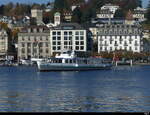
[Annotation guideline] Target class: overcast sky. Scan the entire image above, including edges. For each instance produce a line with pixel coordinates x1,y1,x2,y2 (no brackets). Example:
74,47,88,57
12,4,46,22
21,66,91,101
0,0,149,8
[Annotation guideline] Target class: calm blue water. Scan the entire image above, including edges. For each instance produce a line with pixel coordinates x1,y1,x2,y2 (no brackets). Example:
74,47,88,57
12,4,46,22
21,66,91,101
0,65,150,112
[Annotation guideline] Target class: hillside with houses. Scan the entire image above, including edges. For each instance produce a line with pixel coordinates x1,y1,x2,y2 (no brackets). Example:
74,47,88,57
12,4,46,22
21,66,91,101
0,0,150,64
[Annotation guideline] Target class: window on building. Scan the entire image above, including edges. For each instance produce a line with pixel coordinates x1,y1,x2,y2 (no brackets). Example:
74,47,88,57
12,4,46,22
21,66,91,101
21,43,25,47
76,46,79,50
110,41,112,44
46,37,48,41
33,49,37,53
75,41,79,45
80,31,84,35
22,48,25,53
53,47,56,50
57,42,61,45
100,47,103,51
80,36,84,40
57,37,61,40
27,48,31,53
53,37,56,40
64,41,68,45
31,28,33,33
110,47,112,51
45,43,49,47
53,41,56,45
64,31,68,35
64,37,68,40
46,49,49,53
27,43,31,47
39,43,43,47
80,41,84,45
69,31,72,35
75,31,79,35
80,46,84,50
40,49,43,53
75,36,79,40
22,37,24,41
57,46,61,50
52,32,56,35
69,37,72,40
57,32,61,35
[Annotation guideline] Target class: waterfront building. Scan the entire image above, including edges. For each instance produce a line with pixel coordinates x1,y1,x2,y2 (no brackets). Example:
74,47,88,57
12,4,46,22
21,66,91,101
97,24,143,53
31,7,44,25
96,9,114,19
143,30,150,52
18,25,51,60
96,3,119,19
63,10,72,22
50,23,87,55
101,4,119,14
46,12,61,28
0,27,8,60
133,7,147,22
54,12,61,26
125,10,135,25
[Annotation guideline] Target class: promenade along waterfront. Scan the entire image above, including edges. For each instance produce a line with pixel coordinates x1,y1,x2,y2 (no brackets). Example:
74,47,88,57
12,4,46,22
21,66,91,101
0,65,150,112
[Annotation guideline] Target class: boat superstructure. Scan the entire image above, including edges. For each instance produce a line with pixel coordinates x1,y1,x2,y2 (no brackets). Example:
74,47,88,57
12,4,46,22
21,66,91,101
37,50,112,71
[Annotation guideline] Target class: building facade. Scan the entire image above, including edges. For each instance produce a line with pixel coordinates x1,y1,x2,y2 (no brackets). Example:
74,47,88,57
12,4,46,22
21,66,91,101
97,24,143,53
0,28,8,60
50,23,87,55
101,4,119,14
96,9,114,19
133,7,147,22
31,7,44,25
18,26,51,60
63,11,72,22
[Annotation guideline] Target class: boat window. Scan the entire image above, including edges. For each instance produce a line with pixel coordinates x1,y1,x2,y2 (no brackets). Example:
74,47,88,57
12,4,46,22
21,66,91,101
65,59,68,63
70,60,73,63
73,59,76,63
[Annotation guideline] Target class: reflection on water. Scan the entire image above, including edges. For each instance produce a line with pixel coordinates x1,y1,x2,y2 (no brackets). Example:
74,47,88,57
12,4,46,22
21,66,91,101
0,66,150,112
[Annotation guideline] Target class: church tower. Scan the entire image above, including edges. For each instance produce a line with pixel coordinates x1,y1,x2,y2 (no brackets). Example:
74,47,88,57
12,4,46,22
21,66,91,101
54,12,61,26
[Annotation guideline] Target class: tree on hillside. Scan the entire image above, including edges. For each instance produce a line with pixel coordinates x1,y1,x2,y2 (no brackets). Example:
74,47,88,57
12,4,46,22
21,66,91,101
72,7,82,23
114,8,125,18
0,5,4,15
54,0,70,11
4,2,14,15
146,9,150,22
145,0,150,23
148,0,150,8
137,0,142,7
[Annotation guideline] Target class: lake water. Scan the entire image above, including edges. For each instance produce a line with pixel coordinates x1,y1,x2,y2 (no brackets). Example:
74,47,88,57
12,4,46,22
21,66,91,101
0,65,150,112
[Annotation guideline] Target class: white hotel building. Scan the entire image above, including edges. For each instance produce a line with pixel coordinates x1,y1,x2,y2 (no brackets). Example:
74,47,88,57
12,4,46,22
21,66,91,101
97,24,143,53
50,23,87,55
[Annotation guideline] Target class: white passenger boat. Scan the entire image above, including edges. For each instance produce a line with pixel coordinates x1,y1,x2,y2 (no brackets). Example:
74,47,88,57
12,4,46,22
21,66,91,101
37,50,112,71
